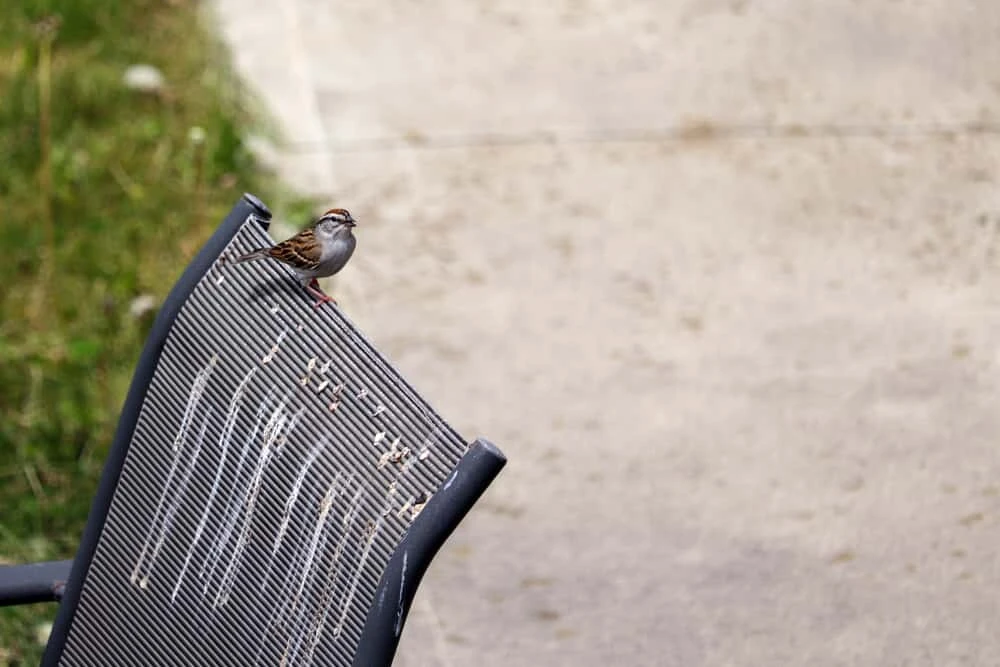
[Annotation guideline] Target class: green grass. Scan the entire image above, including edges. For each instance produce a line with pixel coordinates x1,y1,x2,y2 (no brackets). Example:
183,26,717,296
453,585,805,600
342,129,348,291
0,1,305,661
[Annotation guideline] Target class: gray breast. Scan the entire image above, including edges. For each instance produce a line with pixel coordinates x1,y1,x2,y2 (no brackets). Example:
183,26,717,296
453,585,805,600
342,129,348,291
316,234,357,277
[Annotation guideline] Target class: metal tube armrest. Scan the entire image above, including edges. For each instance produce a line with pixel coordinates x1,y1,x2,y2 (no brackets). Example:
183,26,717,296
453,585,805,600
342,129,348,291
0,560,74,606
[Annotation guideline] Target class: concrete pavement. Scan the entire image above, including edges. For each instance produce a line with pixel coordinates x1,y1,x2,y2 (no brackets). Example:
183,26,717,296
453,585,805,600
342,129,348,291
211,1,1000,664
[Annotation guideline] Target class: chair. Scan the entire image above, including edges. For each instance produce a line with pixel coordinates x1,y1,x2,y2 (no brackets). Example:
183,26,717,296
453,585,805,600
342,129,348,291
0,193,506,666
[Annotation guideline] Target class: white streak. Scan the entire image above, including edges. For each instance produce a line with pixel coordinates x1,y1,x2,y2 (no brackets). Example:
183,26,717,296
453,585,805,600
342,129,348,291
212,390,297,607
214,428,275,607
273,447,329,559
200,389,274,585
132,406,210,588
273,478,356,666
172,355,216,452
261,329,289,364
395,551,409,635
169,368,255,601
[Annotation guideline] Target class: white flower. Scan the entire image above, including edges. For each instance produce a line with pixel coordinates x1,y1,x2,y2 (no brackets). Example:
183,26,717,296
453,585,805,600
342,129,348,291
188,126,206,145
122,64,165,93
129,294,157,319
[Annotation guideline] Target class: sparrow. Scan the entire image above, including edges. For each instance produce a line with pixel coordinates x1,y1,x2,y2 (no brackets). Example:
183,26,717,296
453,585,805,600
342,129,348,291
232,208,357,307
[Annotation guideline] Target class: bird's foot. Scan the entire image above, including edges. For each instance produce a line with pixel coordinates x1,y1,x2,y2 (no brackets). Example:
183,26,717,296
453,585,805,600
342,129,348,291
306,279,337,308
312,294,337,309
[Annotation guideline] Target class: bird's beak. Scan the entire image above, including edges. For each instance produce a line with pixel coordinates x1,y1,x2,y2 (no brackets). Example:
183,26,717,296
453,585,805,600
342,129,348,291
345,217,357,227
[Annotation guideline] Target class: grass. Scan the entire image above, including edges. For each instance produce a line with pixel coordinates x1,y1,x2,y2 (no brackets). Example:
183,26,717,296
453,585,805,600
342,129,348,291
0,1,307,661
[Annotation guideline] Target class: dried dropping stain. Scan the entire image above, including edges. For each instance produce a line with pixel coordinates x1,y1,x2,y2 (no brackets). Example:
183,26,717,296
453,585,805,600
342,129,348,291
262,329,289,364
132,408,210,589
171,367,257,602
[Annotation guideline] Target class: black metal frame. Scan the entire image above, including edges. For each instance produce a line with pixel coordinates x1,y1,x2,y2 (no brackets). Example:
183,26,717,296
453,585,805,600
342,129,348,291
0,194,506,666
0,560,73,606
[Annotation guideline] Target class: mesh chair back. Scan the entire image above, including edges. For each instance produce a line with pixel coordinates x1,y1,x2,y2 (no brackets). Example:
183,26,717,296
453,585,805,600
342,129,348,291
43,195,503,666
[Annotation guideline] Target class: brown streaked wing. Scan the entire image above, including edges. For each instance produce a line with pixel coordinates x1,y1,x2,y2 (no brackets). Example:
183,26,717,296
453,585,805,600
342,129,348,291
267,228,322,271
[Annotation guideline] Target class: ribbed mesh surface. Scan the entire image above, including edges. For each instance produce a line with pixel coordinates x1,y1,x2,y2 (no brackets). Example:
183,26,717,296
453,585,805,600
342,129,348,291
58,214,469,666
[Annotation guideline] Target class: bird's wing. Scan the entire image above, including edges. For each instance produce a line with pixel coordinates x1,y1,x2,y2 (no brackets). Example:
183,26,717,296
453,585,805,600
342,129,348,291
268,228,322,271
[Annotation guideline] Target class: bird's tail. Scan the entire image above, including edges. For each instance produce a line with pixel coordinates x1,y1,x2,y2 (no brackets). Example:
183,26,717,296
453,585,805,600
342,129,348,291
229,248,270,264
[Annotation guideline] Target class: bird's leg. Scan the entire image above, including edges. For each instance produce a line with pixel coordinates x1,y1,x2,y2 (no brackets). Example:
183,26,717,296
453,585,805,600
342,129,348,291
305,278,337,308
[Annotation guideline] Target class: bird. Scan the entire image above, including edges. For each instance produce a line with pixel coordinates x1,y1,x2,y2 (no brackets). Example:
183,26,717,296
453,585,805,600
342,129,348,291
231,208,357,307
